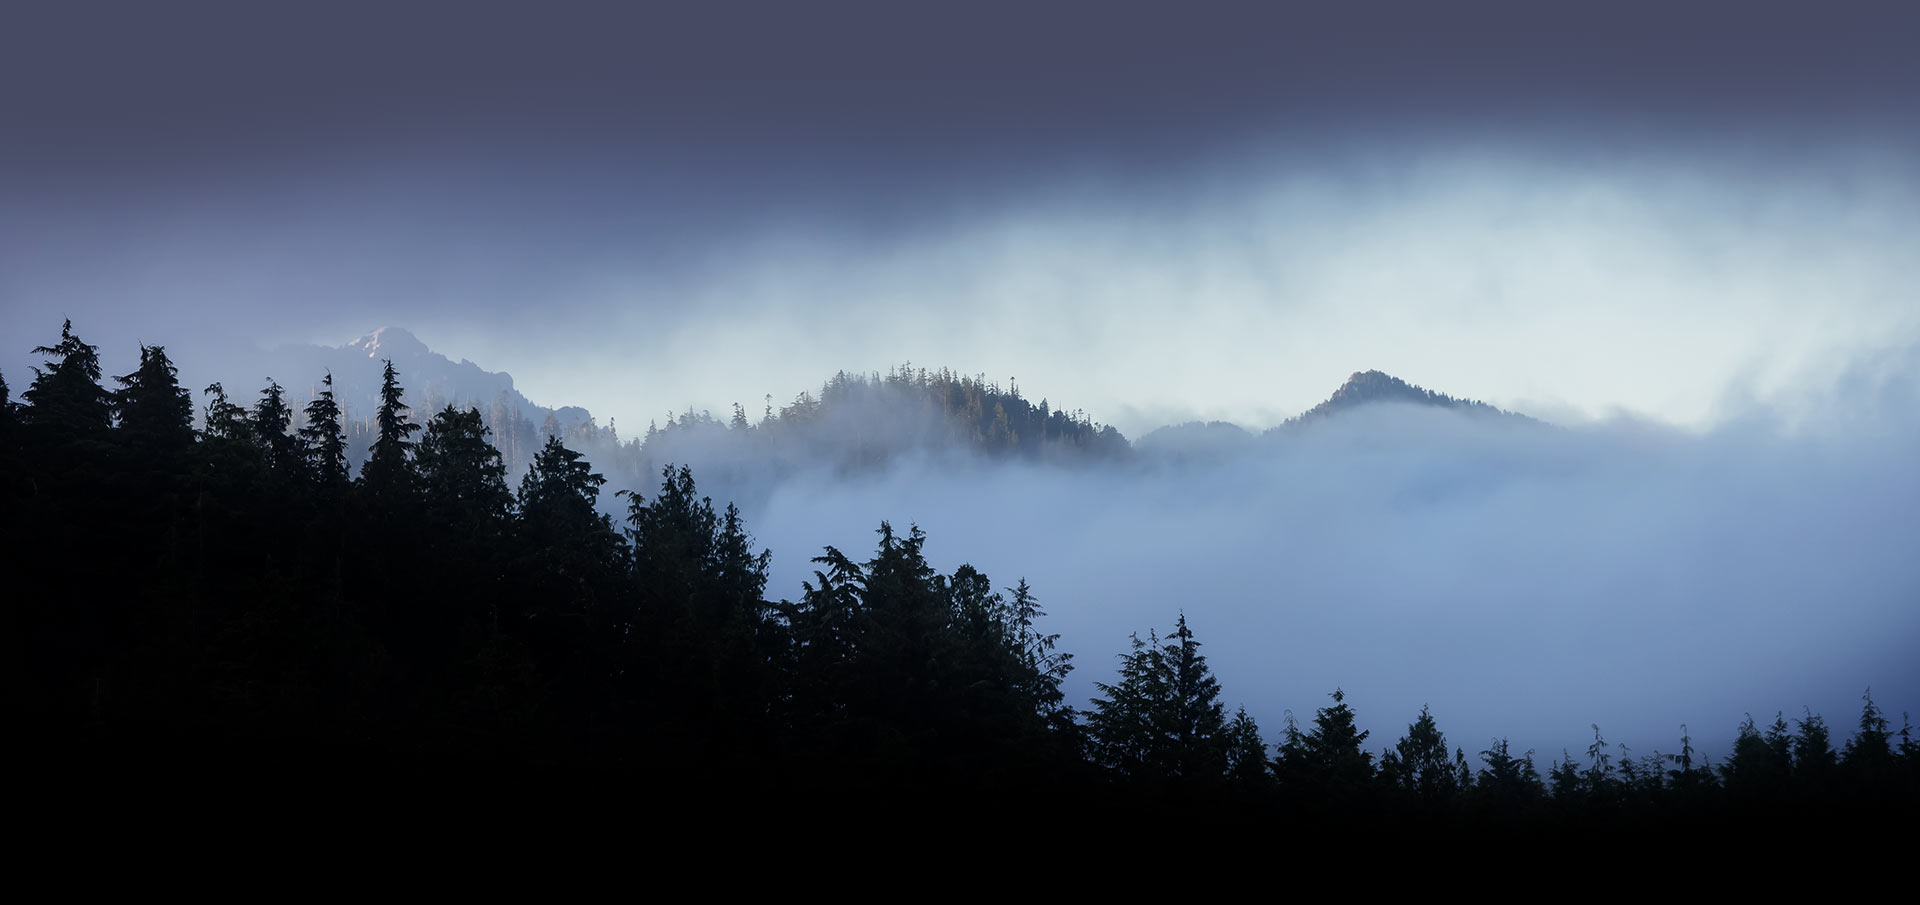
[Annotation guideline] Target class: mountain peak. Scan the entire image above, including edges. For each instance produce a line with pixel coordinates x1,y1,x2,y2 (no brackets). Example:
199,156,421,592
1280,369,1529,427
345,326,428,359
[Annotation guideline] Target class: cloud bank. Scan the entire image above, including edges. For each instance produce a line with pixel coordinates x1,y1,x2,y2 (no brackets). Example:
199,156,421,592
735,349,1920,765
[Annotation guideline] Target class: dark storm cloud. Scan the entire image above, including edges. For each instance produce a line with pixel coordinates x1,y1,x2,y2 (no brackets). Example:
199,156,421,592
7,1,1918,184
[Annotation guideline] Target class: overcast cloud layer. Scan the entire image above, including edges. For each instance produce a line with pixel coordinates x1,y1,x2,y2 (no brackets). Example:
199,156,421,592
6,2,1920,436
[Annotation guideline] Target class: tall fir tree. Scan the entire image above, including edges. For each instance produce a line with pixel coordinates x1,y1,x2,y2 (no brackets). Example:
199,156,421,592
1841,688,1894,789
1793,707,1836,789
516,435,623,608
299,372,349,491
1225,706,1270,787
417,405,513,534
1006,578,1072,722
23,319,112,448
111,344,194,457
359,359,420,502
1085,630,1171,779
1301,688,1375,804
251,379,305,480
1164,613,1227,780
1382,704,1460,808
1474,738,1544,812
200,382,253,444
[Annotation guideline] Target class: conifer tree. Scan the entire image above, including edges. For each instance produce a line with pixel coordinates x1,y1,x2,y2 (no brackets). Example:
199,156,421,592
1793,708,1836,784
1841,688,1894,787
1164,613,1227,780
1301,688,1375,803
1722,713,1790,797
791,544,866,727
1666,724,1712,794
1271,710,1310,792
854,522,953,738
1765,711,1794,774
1584,724,1616,801
111,344,194,456
517,435,622,588
1548,752,1584,804
1382,704,1459,808
359,359,420,502
1006,578,1071,721
1225,706,1270,787
1475,738,1544,811
299,372,349,491
201,382,253,444
1086,630,1170,779
417,405,513,533
24,319,111,447
0,368,15,468
252,379,305,479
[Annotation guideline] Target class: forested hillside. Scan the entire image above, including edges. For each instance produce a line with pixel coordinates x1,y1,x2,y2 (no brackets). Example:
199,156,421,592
7,321,1913,826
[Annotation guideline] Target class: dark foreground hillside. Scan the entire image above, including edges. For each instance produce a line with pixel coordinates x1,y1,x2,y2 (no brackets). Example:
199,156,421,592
6,322,1915,839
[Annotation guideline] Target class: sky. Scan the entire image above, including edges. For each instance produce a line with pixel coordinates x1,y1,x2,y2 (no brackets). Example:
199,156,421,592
3,2,1917,757
5,1,1918,436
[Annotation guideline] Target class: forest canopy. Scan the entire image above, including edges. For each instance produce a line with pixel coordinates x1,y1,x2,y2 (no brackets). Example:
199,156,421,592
5,322,1913,824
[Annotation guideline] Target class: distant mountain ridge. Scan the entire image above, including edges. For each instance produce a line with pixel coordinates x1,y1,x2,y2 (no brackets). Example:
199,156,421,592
1268,370,1534,433
256,327,598,477
231,330,1537,494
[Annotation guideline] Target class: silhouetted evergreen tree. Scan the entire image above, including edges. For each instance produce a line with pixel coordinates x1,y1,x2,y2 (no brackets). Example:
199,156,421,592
0,368,16,487
1793,708,1837,794
1086,630,1170,780
1582,724,1618,808
1086,616,1231,783
358,359,419,503
1299,688,1375,807
790,544,866,744
1548,752,1584,806
1005,578,1073,726
1473,738,1544,814
1381,705,1460,810
112,344,194,457
418,406,513,535
23,319,111,450
851,522,954,772
200,382,253,444
514,433,625,707
620,464,778,762
1225,706,1269,788
1841,688,1895,794
251,379,306,481
0,367,14,436
1721,713,1791,799
299,372,349,492
1164,614,1227,781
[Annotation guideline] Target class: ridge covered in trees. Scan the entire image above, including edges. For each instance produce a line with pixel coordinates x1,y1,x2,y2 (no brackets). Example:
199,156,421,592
238,329,1546,502
6,322,1911,826
1269,369,1534,433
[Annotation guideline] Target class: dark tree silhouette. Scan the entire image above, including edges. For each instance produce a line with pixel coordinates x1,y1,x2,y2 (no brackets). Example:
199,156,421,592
1164,613,1227,781
1225,706,1270,787
1380,705,1460,810
251,379,305,480
24,319,111,450
112,344,194,457
358,359,420,503
418,406,513,534
1293,688,1375,806
299,371,349,491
